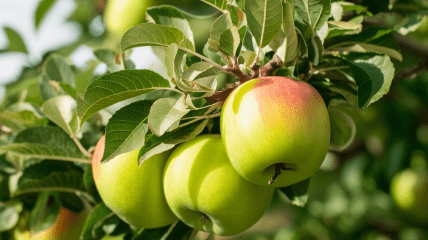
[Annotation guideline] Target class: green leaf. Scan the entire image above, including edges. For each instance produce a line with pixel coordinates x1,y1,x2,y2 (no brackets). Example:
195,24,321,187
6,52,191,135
295,0,331,32
396,12,428,35
148,97,190,136
342,53,394,111
30,192,62,234
77,70,171,125
0,126,87,163
59,83,77,98
269,0,299,65
182,62,221,81
209,13,234,46
165,43,186,80
227,4,246,28
132,221,194,240
327,27,402,61
93,49,123,73
326,21,362,38
201,0,228,10
219,27,241,56
328,109,356,151
2,27,28,53
0,102,48,132
239,51,257,68
278,177,311,207
0,205,19,232
80,203,113,240
43,54,75,87
102,100,154,163
35,0,58,29
41,95,80,137
146,6,194,45
15,161,94,202
245,0,283,48
120,23,194,52
138,119,208,165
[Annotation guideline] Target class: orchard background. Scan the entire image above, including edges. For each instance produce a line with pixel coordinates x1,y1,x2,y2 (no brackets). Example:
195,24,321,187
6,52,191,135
0,0,428,239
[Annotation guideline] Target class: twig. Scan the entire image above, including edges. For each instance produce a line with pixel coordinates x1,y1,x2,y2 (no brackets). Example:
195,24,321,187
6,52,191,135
393,59,428,82
72,137,92,158
259,53,284,77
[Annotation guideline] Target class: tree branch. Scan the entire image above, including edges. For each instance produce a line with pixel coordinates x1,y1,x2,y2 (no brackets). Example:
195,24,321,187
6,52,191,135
259,53,284,77
393,59,428,83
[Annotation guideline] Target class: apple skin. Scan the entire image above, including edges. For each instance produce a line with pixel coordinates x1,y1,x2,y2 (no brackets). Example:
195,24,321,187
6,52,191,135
163,135,275,236
390,168,428,224
220,77,330,187
92,135,177,228
13,207,86,240
104,0,192,40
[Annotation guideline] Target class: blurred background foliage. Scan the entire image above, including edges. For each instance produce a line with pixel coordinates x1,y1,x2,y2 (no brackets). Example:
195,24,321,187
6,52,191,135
0,0,428,239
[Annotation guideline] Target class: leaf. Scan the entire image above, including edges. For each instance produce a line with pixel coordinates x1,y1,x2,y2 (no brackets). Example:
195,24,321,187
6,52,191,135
59,83,77,98
2,27,28,53
93,49,123,73
328,109,356,151
269,0,299,65
227,4,246,28
182,62,221,81
42,54,75,87
80,203,113,240
14,161,94,203
138,119,208,165
77,70,171,125
0,205,19,232
165,43,186,80
396,12,428,35
327,27,402,61
201,0,228,10
132,221,194,240
102,100,154,163
146,5,194,45
239,51,257,68
35,0,58,29
295,0,332,32
245,0,283,48
278,177,311,207
30,192,62,234
0,126,87,163
41,95,80,137
209,13,234,47
0,102,48,132
148,97,190,136
342,53,394,111
219,27,241,56
120,23,194,52
326,21,362,38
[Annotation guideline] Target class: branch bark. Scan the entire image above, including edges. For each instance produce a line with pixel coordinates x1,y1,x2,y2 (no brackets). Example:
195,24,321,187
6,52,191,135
259,53,283,77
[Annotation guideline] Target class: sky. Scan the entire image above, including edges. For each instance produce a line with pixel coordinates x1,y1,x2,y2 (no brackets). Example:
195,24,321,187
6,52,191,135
0,0,156,99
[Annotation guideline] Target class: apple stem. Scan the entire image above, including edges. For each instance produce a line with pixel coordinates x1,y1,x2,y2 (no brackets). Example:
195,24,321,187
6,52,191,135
268,163,294,185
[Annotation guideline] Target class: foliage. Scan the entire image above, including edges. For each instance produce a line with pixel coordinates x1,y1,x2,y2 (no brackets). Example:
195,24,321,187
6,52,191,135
1,0,428,239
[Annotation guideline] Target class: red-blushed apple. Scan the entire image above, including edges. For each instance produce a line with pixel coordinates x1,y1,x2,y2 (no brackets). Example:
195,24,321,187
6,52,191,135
220,77,330,187
92,135,177,228
163,135,275,236
13,207,86,240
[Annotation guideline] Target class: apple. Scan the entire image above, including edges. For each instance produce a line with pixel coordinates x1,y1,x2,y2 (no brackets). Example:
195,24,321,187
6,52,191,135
13,207,86,240
220,77,330,187
390,168,428,224
104,0,192,40
92,135,177,228
163,135,275,236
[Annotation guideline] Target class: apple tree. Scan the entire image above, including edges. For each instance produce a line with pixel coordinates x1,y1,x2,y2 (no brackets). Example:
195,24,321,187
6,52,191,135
1,0,428,239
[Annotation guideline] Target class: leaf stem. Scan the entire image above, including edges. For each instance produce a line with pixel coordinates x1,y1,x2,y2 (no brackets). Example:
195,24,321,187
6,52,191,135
72,137,92,158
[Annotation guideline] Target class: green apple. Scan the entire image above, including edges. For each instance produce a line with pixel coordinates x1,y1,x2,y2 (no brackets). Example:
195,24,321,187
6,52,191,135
163,135,275,236
391,168,428,224
104,0,193,40
92,135,177,228
104,0,152,40
13,207,86,240
220,77,330,187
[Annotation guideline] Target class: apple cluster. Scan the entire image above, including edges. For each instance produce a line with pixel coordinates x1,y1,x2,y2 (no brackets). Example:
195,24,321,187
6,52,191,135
92,77,331,236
